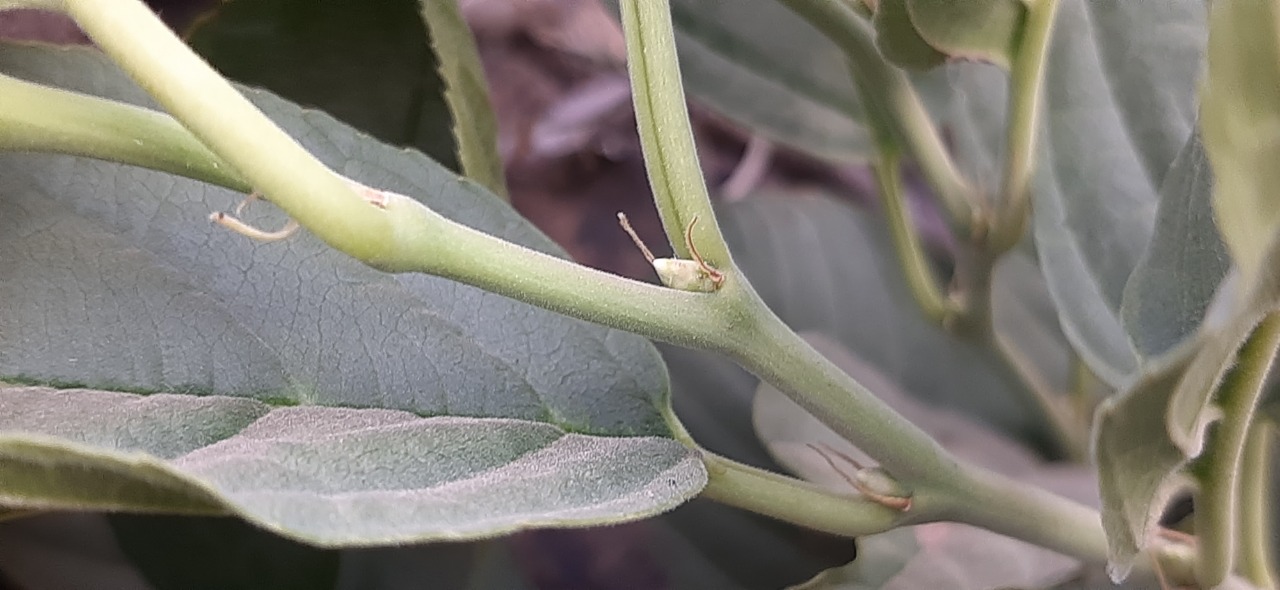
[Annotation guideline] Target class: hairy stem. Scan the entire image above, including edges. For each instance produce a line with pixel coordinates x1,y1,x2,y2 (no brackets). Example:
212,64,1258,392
619,0,730,265
1237,422,1279,589
990,0,1060,253
1194,313,1280,588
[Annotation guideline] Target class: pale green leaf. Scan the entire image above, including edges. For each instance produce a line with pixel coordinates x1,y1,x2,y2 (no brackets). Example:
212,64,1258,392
0,44,704,543
0,387,703,546
1092,349,1195,578
873,0,945,71
1201,0,1280,281
905,0,1025,69
934,1,1205,386
419,0,508,197
1121,131,1229,360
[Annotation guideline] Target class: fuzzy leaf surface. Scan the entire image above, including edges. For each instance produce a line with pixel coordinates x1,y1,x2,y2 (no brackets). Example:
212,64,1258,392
0,44,703,544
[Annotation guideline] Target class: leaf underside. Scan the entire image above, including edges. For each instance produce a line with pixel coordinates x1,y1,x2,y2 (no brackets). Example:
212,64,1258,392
0,43,704,545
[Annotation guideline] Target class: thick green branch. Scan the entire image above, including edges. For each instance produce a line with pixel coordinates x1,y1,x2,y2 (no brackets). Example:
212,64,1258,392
56,0,394,264
619,0,730,265
1193,312,1280,588
990,0,1060,253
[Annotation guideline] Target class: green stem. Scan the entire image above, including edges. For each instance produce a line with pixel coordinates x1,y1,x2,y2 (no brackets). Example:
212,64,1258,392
699,452,906,537
0,74,249,193
1193,312,1280,588
59,0,394,265
1237,422,1279,589
419,0,508,199
775,0,976,235
871,128,956,325
619,0,730,265
990,0,1059,253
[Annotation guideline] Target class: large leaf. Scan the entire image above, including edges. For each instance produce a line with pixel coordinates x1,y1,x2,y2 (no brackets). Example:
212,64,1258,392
1120,131,1228,361
185,0,457,169
0,44,703,543
937,1,1205,386
718,190,1071,440
1201,0,1280,283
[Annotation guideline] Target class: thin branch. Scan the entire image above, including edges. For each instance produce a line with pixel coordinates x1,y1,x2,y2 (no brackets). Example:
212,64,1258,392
1236,422,1279,589
990,0,1061,253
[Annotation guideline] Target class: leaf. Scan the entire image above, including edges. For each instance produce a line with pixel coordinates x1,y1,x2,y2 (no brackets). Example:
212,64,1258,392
873,0,945,71
599,0,872,161
905,0,1026,69
718,190,1071,439
790,524,1077,590
1121,130,1229,361
418,0,508,197
0,44,704,543
1,387,702,545
1201,0,1280,282
1092,348,1196,579
940,1,1206,386
186,0,457,169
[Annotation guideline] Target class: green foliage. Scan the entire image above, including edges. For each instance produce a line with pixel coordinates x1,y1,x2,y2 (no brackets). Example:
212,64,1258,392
0,44,702,545
3,0,1280,588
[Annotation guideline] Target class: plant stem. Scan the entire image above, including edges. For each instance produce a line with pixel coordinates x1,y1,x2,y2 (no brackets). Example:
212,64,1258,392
619,0,730,265
59,0,394,265
0,74,250,193
699,452,906,537
1237,422,1279,589
419,0,508,199
775,0,976,235
990,0,1060,253
871,134,956,325
1193,312,1280,588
